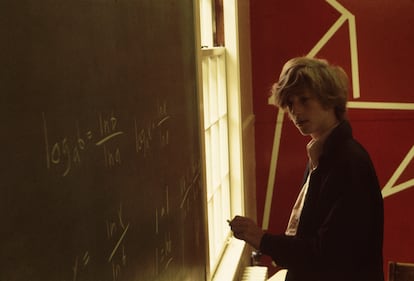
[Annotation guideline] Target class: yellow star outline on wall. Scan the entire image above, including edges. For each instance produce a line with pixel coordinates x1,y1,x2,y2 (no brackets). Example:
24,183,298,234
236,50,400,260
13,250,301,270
262,0,414,229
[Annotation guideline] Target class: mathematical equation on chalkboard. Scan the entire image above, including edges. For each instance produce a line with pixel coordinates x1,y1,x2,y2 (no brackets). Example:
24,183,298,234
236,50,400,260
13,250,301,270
68,166,202,281
39,100,203,280
72,202,130,281
154,162,201,277
41,101,170,177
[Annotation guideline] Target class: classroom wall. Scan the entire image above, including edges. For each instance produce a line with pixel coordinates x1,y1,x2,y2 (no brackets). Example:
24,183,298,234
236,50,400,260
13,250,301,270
249,0,414,278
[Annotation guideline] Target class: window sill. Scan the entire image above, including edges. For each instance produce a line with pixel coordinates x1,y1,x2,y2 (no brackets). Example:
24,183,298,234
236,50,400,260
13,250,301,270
212,238,247,281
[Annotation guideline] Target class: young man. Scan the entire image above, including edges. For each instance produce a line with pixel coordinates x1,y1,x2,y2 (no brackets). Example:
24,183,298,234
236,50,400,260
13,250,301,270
230,57,384,281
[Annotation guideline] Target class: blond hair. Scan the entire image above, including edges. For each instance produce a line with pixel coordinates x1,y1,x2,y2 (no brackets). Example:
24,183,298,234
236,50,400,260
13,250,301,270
270,57,349,120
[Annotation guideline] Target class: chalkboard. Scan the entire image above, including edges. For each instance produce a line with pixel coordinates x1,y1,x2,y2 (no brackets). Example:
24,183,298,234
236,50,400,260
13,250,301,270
0,1,206,281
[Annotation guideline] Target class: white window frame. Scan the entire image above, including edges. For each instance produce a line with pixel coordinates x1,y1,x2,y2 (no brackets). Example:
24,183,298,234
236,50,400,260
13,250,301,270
201,46,231,272
195,0,246,280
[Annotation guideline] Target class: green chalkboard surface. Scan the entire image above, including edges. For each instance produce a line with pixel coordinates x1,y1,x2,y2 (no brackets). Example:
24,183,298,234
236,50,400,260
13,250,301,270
0,1,206,280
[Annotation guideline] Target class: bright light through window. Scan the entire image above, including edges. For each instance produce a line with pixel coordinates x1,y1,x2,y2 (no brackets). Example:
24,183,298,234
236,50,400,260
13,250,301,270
199,0,245,277
201,48,231,271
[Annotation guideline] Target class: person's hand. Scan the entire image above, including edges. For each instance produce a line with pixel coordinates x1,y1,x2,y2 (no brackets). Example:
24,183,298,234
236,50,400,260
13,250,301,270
229,216,264,249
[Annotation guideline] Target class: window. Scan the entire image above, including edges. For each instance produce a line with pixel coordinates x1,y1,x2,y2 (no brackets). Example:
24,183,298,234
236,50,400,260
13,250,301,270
202,47,230,271
198,0,245,278
200,0,231,272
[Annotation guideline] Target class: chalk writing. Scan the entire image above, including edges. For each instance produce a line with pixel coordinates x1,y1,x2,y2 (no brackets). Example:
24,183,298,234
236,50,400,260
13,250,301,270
180,164,201,219
155,184,173,275
106,202,129,281
42,113,85,176
154,162,201,277
42,112,124,176
157,100,170,148
40,99,202,280
134,119,153,157
134,100,170,157
72,251,90,281
98,112,123,168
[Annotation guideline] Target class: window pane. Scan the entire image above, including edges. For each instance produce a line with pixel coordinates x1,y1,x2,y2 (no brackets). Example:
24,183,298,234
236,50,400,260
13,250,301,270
211,122,220,194
202,57,210,127
217,54,227,117
208,57,218,123
205,130,213,200
219,117,229,176
200,0,214,47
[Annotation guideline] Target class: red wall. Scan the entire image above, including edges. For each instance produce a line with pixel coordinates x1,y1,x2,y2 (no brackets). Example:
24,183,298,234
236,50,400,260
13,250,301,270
250,0,414,278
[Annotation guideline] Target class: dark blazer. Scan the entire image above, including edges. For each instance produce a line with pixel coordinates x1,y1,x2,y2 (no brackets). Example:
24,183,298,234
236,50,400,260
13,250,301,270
260,120,384,281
